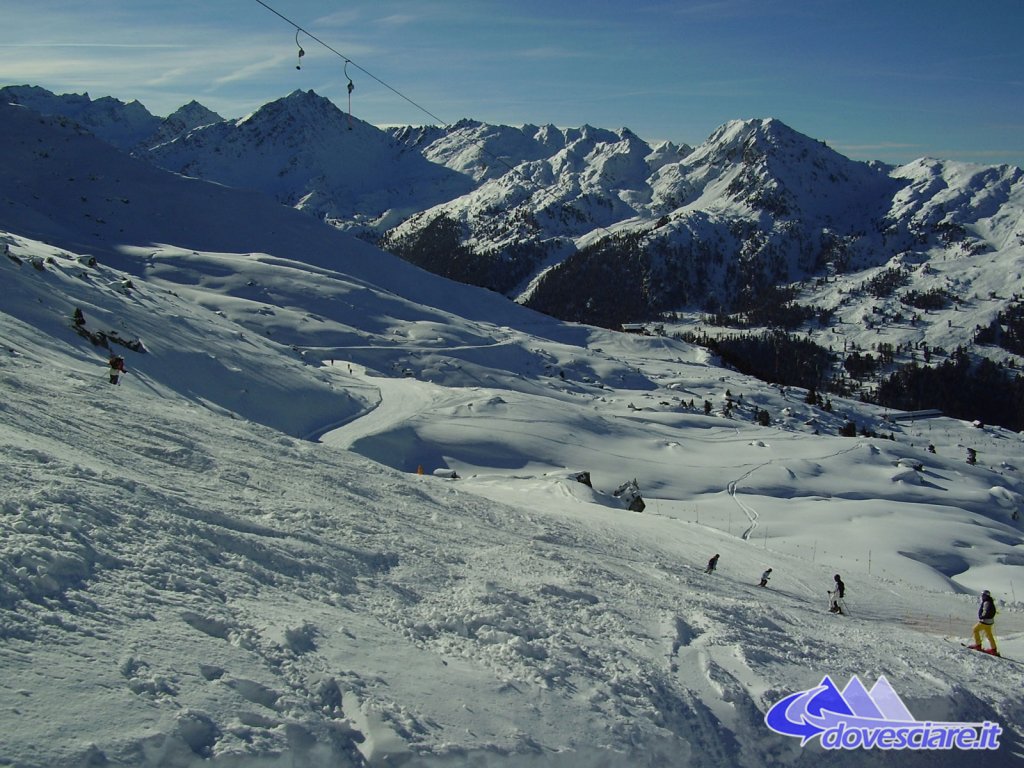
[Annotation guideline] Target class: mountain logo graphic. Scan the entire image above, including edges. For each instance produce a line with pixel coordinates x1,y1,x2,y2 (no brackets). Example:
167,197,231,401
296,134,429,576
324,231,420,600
764,675,1001,751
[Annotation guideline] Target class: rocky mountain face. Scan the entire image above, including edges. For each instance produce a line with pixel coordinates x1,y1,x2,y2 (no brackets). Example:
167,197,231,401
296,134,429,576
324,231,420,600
384,115,1024,334
380,120,695,295
6,87,1024,383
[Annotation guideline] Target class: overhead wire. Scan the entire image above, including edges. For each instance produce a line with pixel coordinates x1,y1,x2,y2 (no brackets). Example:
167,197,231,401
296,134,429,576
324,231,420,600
253,0,623,242
254,0,447,126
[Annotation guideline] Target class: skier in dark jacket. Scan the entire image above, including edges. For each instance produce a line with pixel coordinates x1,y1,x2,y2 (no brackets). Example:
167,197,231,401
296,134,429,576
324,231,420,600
108,354,126,385
705,554,720,574
970,590,998,654
829,574,845,613
758,568,772,587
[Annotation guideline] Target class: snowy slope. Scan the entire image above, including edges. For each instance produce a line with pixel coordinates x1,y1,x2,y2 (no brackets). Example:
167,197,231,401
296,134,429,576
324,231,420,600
2,93,1024,768
5,229,1024,767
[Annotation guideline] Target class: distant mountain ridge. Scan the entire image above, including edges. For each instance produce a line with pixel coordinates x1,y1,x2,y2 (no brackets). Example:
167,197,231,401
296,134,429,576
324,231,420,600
0,84,223,151
4,86,1024,379
382,114,1023,337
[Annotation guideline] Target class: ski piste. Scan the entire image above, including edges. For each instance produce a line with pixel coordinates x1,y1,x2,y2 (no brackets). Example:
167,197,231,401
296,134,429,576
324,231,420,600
961,642,1002,657
950,640,1021,665
827,591,847,615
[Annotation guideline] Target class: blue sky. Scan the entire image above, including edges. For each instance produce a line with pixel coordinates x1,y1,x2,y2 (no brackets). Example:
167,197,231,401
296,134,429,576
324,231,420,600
2,0,1022,167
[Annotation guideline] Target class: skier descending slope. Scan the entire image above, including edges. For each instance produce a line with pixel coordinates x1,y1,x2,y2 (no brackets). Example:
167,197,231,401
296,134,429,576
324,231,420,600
758,568,772,587
107,354,126,385
705,554,720,574
828,574,846,614
969,590,999,656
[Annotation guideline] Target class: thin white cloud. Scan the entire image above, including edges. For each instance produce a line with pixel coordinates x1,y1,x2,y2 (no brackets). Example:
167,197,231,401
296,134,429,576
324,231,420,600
659,0,782,20
0,42,184,49
311,10,362,28
213,53,294,87
932,148,1024,162
376,14,418,26
517,46,594,61
143,67,193,88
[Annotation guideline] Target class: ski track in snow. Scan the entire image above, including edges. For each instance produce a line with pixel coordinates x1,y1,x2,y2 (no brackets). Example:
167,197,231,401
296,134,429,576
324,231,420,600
3,321,1024,766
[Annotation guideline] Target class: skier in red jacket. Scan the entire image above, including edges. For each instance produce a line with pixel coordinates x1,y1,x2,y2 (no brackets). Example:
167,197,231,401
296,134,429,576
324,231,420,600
108,354,126,385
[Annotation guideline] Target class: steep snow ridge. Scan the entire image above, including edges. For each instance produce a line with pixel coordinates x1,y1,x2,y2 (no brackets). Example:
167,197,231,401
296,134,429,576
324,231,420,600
580,130,657,206
645,138,693,168
889,158,1024,247
677,117,764,175
387,124,677,253
0,84,219,153
0,237,363,438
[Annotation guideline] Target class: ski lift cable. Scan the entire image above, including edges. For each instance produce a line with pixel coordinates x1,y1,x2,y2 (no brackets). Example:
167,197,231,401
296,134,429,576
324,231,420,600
254,0,446,126
253,0,620,242
253,1,533,191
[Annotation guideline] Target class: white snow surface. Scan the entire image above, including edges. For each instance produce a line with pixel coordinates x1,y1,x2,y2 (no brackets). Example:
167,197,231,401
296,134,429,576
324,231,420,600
1,103,1024,768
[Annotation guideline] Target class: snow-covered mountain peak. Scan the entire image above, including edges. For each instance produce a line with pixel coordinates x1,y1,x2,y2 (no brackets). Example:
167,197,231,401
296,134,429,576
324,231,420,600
232,88,351,138
666,117,898,224
261,87,338,117
567,122,614,141
647,138,692,162
143,100,224,150
169,99,222,125
1,84,227,153
691,117,769,160
530,122,569,150
403,120,555,182
578,128,660,191
686,117,852,182
144,89,473,223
